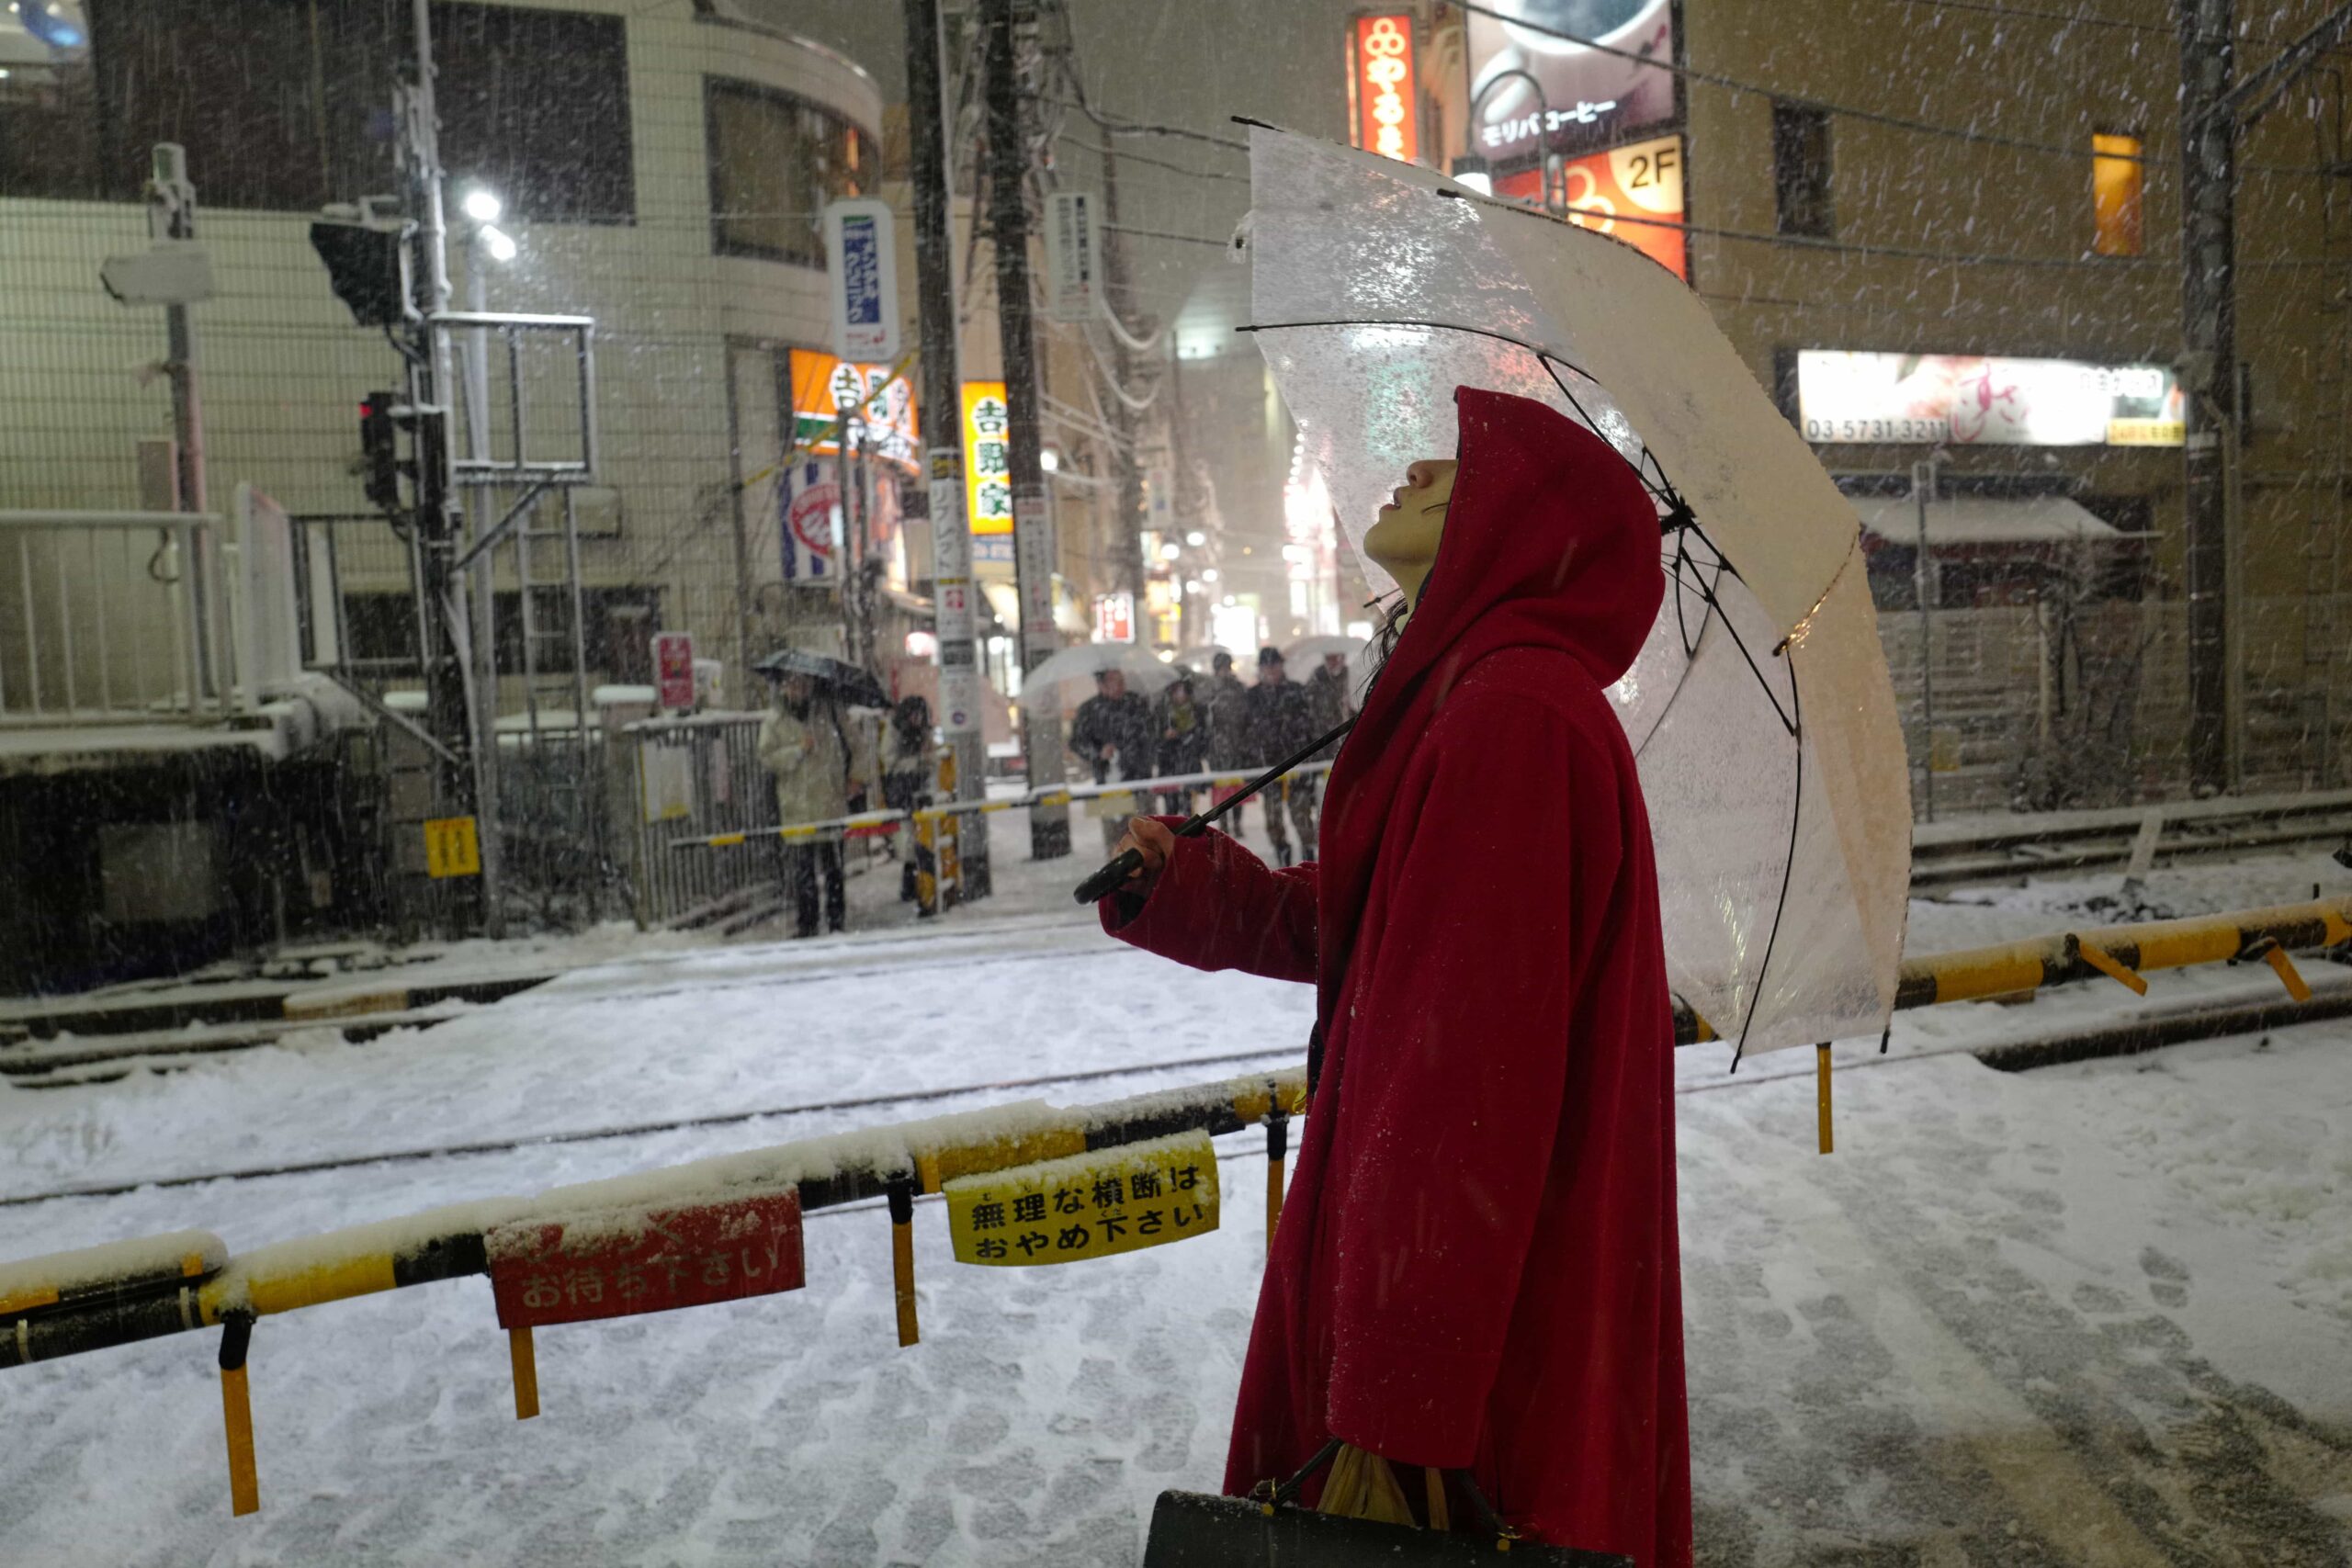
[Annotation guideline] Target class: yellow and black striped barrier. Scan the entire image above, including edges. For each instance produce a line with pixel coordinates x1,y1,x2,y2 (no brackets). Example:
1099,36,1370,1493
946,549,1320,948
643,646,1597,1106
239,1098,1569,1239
669,764,1338,855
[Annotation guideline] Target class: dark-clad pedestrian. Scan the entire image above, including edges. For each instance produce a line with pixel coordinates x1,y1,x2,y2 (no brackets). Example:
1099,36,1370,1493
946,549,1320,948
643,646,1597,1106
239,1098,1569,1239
1069,667,1157,852
1240,647,1321,865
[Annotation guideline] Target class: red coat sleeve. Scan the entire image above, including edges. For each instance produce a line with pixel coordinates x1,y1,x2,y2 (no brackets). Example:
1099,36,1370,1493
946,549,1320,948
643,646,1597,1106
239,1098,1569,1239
1321,692,1616,1468
1098,818,1319,985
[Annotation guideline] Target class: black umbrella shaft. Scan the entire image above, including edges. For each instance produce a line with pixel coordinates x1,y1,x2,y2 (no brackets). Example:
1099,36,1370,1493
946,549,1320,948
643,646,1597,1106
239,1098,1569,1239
1072,716,1355,904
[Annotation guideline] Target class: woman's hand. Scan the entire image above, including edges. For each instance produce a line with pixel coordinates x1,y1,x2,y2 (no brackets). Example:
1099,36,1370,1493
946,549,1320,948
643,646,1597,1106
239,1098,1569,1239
1114,816,1176,897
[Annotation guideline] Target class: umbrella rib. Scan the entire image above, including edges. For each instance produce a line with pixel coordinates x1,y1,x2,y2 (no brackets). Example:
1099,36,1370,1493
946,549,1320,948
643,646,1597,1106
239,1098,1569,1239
1733,666,1805,1070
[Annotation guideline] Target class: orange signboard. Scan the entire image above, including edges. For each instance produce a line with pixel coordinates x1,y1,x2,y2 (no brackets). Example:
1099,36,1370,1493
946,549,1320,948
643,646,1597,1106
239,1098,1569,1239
1347,15,1418,164
786,351,918,470
1496,133,1687,281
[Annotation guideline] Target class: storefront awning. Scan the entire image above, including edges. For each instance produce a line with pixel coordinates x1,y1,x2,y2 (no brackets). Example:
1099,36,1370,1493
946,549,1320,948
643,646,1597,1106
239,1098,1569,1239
1849,493,2125,548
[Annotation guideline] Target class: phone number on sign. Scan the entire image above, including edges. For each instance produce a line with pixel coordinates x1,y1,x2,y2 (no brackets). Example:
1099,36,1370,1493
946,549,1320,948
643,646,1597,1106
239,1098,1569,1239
1803,416,1951,444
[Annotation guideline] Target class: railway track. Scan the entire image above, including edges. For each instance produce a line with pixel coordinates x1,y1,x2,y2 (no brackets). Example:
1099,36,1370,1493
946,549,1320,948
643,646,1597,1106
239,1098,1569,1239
1911,787,2352,891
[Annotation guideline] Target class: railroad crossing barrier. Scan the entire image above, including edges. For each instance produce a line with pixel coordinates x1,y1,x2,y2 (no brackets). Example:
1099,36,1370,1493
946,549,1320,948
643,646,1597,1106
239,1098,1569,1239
5,895,2349,1516
669,761,1340,918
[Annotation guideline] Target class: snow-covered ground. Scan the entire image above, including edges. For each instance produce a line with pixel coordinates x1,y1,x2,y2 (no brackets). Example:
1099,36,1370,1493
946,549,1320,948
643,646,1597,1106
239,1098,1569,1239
1,813,2349,1564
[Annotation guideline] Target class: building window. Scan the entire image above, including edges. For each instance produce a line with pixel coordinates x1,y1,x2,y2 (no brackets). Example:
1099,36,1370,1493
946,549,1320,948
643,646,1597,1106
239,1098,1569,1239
2092,131,2143,257
1770,101,1834,239
1,0,634,221
706,77,868,265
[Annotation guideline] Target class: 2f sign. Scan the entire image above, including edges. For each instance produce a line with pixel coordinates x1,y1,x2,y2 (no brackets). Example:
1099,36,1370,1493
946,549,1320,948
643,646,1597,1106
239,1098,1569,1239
1043,191,1098,323
824,198,900,363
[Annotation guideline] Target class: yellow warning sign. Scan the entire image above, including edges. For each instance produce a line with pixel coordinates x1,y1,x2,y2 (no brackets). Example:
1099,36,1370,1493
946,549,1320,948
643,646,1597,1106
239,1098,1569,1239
945,1130,1217,1267
424,816,481,879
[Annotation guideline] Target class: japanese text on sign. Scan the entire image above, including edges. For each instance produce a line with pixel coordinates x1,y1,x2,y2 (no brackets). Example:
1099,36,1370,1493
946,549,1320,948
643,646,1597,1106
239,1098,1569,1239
946,1130,1219,1267
486,1190,807,1328
962,381,1013,537
424,815,480,879
1349,16,1418,164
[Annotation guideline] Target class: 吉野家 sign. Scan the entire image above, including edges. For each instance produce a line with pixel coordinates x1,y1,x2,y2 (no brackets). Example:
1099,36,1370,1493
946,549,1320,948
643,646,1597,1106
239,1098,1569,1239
424,816,480,879
486,1190,807,1328
1347,14,1418,164
962,380,1014,552
1795,351,2185,447
652,631,695,710
946,1130,1218,1266
787,351,919,471
1044,190,1100,323
823,197,899,364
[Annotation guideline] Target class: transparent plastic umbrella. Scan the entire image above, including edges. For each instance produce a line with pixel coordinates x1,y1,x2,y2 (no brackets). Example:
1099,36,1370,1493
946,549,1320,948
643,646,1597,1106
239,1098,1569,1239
1244,125,1910,1058
1015,642,1180,712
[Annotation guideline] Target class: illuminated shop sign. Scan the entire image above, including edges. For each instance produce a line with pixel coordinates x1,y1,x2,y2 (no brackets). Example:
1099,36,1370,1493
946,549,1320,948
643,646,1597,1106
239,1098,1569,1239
961,381,1016,568
1495,133,1685,279
1468,0,1677,165
786,352,918,470
1348,14,1419,164
1795,351,2185,447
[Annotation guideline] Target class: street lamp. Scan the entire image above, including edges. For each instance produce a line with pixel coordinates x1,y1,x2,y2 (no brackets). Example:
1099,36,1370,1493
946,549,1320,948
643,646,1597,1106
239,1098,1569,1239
460,186,503,224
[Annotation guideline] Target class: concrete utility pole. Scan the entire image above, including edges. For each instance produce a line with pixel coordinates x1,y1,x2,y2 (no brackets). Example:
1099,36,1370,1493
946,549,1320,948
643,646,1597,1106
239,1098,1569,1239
2178,0,2236,796
2175,0,2352,794
145,146,207,520
902,0,993,896
982,0,1071,858
1095,144,1151,620
396,0,488,928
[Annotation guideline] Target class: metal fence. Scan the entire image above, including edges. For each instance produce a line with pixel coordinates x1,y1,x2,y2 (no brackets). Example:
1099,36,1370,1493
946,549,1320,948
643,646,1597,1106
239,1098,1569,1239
622,710,782,929
0,509,228,726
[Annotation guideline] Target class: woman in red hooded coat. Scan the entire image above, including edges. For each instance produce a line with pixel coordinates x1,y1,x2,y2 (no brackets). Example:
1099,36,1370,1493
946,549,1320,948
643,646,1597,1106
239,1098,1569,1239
1103,389,1691,1563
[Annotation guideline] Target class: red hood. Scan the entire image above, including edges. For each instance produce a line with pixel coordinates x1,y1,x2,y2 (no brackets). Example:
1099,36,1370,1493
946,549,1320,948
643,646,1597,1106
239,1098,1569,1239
1371,387,1663,714
1314,388,1664,1029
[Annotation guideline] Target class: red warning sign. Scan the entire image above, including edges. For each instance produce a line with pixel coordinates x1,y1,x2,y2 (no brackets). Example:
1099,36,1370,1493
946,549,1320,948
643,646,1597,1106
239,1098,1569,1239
487,1190,806,1328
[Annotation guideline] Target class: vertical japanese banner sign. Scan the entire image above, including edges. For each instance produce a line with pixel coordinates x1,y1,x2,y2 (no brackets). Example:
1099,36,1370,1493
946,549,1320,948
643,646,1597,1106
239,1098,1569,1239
1043,190,1099,323
962,382,1015,570
652,631,695,710
823,197,900,364
1347,14,1418,164
780,460,840,582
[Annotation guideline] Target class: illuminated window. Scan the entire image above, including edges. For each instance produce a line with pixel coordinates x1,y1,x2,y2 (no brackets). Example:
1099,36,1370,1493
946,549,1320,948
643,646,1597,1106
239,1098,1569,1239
2092,132,2143,257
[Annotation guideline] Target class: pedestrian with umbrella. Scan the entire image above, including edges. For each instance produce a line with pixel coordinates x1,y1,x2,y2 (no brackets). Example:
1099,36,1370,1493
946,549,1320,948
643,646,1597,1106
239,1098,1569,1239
756,660,854,938
1107,392,1685,1560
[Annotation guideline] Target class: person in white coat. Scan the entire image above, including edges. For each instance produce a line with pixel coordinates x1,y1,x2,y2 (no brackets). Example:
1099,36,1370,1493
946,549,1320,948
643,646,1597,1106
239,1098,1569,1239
758,672,850,936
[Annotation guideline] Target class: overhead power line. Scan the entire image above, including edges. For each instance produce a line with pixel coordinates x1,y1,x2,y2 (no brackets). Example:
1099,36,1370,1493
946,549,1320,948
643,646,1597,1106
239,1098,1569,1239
1450,0,2148,164
1055,132,1249,186
1043,97,1250,153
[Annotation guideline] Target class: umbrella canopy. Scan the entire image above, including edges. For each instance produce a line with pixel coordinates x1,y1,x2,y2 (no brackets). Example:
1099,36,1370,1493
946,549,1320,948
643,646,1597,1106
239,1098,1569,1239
1283,633,1367,667
752,646,888,710
1245,126,1910,1058
1174,645,1238,673
1015,642,1180,712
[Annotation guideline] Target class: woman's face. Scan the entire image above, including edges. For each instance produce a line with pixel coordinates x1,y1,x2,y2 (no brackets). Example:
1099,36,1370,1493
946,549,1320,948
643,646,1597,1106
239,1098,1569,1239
1363,458,1458,602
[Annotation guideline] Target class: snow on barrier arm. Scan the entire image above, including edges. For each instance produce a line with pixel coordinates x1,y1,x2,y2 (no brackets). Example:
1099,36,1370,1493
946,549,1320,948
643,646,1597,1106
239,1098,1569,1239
0,1067,1309,1372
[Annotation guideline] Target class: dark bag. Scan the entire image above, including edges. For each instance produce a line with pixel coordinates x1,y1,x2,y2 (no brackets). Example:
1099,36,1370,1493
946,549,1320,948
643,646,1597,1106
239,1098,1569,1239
1142,1438,1633,1567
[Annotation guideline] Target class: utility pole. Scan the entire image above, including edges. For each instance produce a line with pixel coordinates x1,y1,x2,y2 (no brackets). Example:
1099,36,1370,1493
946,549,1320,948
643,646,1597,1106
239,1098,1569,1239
145,146,207,520
903,0,993,895
2178,0,2236,796
982,0,1070,858
1095,141,1151,622
396,0,487,928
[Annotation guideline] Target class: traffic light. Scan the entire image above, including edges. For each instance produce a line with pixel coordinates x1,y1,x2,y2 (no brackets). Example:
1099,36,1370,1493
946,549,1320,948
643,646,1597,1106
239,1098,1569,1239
360,393,401,511
310,208,406,327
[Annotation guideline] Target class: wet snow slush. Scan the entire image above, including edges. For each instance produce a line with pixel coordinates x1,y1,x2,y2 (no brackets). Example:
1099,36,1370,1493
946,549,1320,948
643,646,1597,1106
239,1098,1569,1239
2,824,2349,1564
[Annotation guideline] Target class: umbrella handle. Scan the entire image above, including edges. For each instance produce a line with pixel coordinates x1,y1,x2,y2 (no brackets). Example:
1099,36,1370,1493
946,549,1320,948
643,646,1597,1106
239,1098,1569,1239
1073,848,1146,906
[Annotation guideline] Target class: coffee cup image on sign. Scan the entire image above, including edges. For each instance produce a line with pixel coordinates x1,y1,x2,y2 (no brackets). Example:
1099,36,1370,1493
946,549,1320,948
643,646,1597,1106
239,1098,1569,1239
1468,0,1676,162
